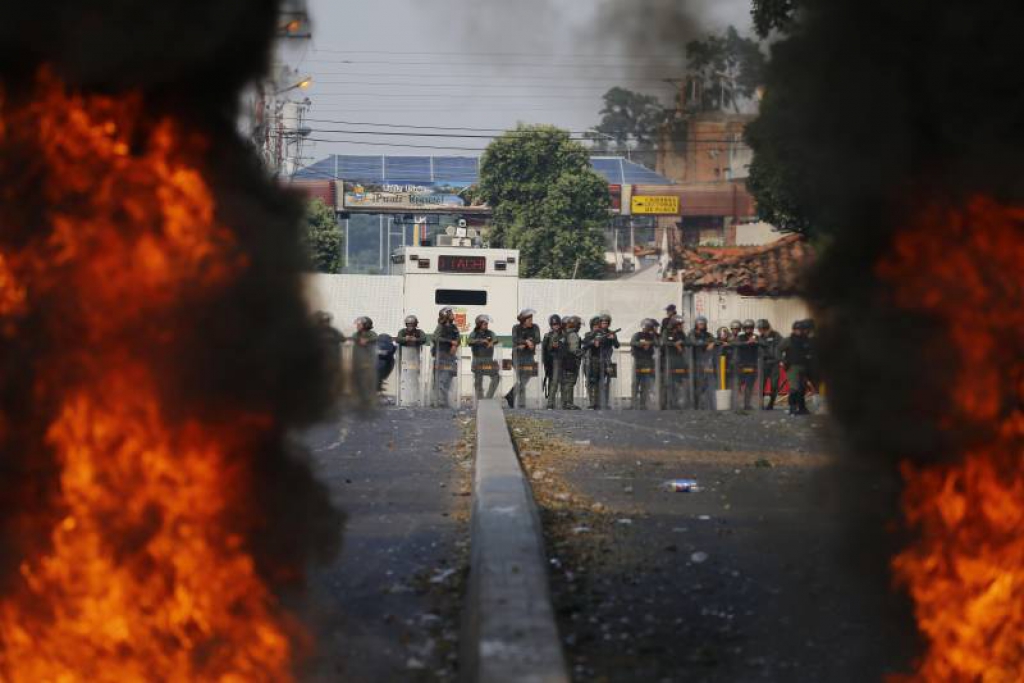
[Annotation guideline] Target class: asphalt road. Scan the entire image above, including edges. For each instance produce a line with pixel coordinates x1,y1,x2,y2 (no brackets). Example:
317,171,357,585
299,407,474,683
507,408,915,683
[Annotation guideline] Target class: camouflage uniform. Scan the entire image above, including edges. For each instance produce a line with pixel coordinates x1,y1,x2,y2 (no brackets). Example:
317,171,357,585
468,320,499,399
630,321,659,410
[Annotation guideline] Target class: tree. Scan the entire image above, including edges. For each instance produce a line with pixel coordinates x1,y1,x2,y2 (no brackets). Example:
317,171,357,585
684,26,766,113
479,125,610,279
590,87,668,167
751,0,799,38
301,199,343,273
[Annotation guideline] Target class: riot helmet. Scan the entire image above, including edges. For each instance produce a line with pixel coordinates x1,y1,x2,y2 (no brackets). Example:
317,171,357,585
549,314,562,327
756,318,771,331
599,314,612,325
518,308,535,322
475,314,491,328
404,315,419,327
589,315,601,330
314,310,333,325
695,315,708,331
717,326,732,341
730,320,742,333
742,319,755,331
355,316,373,330
672,315,685,328
438,307,454,322
642,318,657,331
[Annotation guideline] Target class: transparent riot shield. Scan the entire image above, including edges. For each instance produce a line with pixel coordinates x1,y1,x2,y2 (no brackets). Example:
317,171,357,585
694,345,717,411
471,343,502,409
731,341,762,411
631,350,657,410
651,346,663,410
512,352,542,409
397,345,424,407
351,339,378,409
598,349,621,410
542,351,564,410
663,343,693,410
431,339,460,409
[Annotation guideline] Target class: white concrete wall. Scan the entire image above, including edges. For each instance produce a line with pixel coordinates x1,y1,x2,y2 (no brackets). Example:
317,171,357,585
735,221,783,246
519,279,683,335
690,290,810,333
305,274,405,336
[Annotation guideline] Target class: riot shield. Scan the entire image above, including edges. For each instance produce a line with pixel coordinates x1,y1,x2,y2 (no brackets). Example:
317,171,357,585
512,352,542,409
430,339,460,409
351,339,378,409
732,342,762,411
397,344,425,407
543,352,564,410
598,349,620,410
471,343,502,409
632,350,657,410
663,343,693,410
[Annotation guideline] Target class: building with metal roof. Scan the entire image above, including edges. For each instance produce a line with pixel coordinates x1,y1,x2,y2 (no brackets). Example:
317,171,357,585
290,154,675,186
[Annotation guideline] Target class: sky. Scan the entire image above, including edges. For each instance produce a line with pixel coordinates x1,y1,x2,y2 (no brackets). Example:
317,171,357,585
279,0,754,164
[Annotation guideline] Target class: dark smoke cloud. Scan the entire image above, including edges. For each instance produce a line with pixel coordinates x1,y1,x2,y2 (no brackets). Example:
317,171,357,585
748,0,1024,465
0,0,341,600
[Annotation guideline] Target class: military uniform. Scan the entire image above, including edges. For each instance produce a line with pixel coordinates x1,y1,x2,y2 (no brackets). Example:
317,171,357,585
560,318,582,409
396,326,426,348
432,320,461,408
509,319,541,407
663,321,691,409
780,328,812,415
687,326,716,409
542,323,566,409
351,324,379,401
582,319,620,409
757,325,783,410
630,326,659,410
732,330,761,410
468,326,499,399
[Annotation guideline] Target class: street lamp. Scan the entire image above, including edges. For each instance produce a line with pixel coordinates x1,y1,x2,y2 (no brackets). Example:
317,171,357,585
274,76,312,96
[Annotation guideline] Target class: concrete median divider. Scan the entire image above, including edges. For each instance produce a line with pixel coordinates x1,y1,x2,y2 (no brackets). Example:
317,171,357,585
461,399,569,683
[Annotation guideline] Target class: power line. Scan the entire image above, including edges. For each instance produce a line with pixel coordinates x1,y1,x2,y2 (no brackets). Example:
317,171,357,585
302,58,688,69
308,79,674,91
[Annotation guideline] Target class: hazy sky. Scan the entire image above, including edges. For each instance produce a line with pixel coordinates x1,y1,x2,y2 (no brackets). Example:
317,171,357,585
279,0,754,163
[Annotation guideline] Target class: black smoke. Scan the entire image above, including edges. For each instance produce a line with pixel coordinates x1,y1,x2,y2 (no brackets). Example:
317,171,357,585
0,0,342,619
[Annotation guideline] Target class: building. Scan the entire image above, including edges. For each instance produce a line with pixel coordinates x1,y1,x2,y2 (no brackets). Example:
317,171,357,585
665,233,814,332
288,154,679,274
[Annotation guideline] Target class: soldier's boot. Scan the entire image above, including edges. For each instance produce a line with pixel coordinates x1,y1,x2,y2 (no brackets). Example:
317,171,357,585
504,387,515,408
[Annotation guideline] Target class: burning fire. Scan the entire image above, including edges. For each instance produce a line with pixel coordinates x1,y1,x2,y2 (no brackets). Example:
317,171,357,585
0,72,298,680
879,198,1024,681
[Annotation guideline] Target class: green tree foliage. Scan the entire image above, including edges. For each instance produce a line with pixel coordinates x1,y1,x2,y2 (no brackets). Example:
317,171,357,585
301,199,343,273
588,87,667,167
751,0,799,38
479,125,610,279
684,26,766,113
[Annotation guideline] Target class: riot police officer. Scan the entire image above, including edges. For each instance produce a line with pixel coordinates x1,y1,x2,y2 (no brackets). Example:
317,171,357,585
630,318,659,409
687,316,716,409
352,316,378,401
505,309,541,408
468,314,499,399
780,320,812,415
315,311,345,396
396,315,427,348
663,315,691,409
432,307,461,408
733,319,760,410
756,319,783,410
729,319,743,340
560,316,583,409
542,314,566,409
583,314,620,409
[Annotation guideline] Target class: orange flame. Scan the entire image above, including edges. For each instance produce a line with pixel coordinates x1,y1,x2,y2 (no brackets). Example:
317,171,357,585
0,73,298,680
878,197,1024,681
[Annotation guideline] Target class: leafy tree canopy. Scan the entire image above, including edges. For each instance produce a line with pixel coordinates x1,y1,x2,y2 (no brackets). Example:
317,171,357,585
301,198,343,273
684,26,766,113
479,125,610,279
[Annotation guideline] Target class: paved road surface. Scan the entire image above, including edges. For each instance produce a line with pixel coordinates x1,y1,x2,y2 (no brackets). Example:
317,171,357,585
300,407,473,683
507,408,914,682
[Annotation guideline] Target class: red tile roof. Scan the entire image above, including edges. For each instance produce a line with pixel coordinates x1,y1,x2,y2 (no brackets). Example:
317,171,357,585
668,234,814,295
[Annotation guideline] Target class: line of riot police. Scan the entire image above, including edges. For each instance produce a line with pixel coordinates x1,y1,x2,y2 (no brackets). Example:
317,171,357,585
314,306,818,414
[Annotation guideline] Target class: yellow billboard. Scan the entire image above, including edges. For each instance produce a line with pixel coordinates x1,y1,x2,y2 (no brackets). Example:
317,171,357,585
631,195,680,215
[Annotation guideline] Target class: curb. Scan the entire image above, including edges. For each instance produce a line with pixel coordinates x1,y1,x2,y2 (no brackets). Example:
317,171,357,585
460,399,570,683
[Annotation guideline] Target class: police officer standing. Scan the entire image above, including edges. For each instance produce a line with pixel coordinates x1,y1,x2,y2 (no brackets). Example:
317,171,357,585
352,316,379,401
506,309,541,408
315,311,345,396
780,320,812,415
756,319,783,410
396,315,427,349
432,307,461,408
733,319,760,410
630,318,659,409
583,314,620,409
663,315,690,409
468,314,499,399
560,316,583,409
542,314,566,409
688,316,716,409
